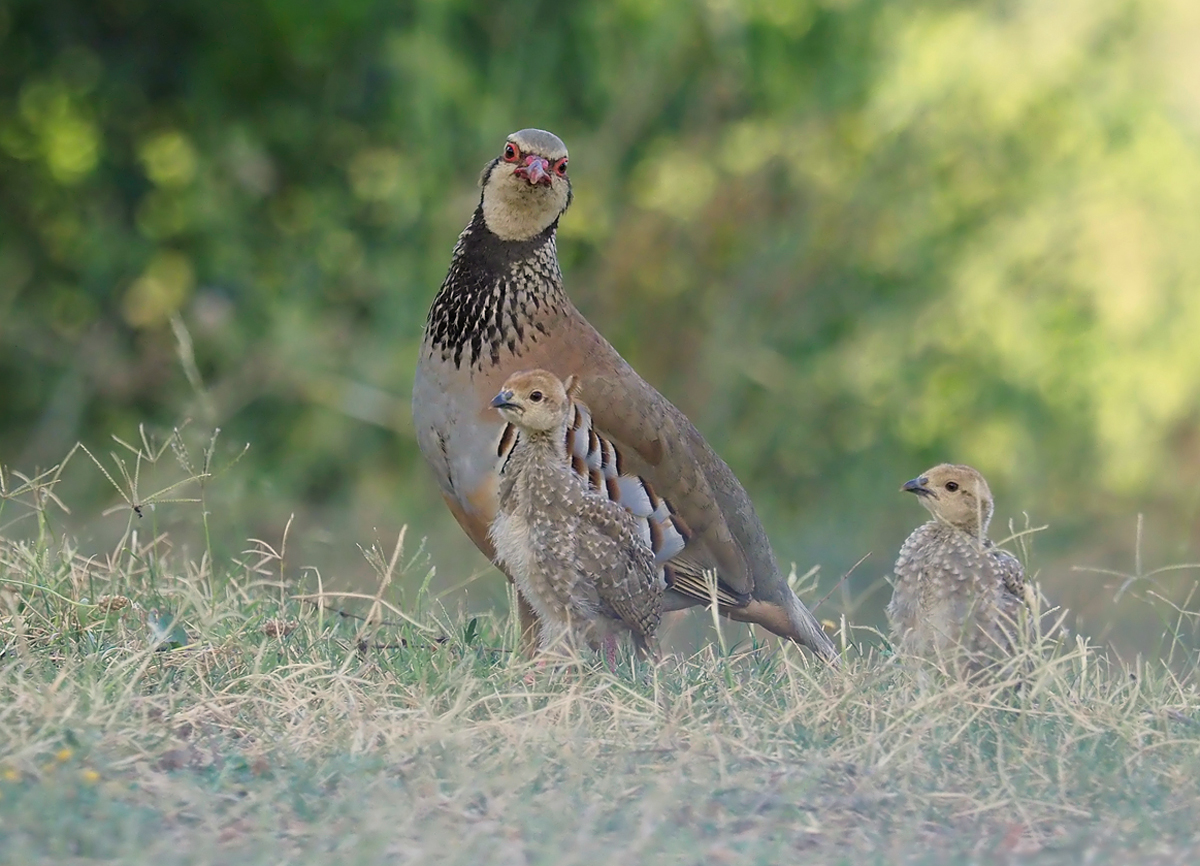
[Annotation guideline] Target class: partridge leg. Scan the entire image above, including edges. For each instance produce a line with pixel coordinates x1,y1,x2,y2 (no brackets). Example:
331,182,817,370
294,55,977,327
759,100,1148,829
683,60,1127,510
517,593,540,657
602,634,619,672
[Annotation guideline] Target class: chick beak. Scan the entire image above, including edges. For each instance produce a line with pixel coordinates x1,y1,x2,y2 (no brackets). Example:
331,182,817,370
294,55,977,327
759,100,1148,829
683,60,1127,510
901,476,932,497
490,389,519,411
514,155,551,186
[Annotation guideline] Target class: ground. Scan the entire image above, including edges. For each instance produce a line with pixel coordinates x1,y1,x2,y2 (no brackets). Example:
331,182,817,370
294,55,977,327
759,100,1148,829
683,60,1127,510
1,470,1199,865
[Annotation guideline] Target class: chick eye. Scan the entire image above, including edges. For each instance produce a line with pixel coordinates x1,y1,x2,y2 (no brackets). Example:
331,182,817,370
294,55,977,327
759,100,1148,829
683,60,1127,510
553,157,568,177
945,481,959,492
503,142,521,163
529,390,543,403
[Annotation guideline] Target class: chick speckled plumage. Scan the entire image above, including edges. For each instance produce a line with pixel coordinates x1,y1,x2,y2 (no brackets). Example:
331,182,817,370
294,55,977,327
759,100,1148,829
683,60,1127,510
488,369,665,661
887,464,1026,667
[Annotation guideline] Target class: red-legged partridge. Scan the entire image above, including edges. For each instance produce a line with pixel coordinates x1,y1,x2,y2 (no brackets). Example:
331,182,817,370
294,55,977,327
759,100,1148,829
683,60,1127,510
412,128,837,663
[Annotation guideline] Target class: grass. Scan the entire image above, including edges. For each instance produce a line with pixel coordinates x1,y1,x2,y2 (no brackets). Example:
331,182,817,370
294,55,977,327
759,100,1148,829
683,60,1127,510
1,441,1199,865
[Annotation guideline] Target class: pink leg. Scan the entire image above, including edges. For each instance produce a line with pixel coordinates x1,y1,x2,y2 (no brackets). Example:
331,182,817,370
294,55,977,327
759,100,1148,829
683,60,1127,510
603,634,618,672
523,657,547,685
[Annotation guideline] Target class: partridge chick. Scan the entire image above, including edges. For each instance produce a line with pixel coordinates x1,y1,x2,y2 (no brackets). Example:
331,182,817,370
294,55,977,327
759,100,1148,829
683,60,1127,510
488,369,665,664
887,464,1026,667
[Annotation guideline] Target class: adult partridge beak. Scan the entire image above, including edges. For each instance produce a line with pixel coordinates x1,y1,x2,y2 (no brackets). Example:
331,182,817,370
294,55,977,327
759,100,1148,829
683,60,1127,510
901,476,931,496
514,155,551,186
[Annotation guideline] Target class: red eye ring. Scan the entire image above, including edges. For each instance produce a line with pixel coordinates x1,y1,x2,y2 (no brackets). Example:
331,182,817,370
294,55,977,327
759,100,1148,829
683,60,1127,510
503,142,521,163
553,157,568,177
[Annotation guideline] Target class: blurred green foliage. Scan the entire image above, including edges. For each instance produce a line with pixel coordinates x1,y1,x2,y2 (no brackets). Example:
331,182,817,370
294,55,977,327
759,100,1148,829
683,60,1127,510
2,0,1200,639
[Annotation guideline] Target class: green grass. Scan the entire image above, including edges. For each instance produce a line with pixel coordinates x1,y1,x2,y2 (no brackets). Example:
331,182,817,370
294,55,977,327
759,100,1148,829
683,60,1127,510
1,449,1199,865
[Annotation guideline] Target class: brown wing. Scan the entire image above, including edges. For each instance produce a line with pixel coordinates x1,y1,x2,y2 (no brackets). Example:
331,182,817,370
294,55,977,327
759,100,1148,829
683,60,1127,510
574,368,757,597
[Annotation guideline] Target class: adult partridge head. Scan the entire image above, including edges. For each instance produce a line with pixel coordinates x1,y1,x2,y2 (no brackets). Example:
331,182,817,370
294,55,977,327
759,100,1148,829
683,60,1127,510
902,464,994,535
481,129,572,241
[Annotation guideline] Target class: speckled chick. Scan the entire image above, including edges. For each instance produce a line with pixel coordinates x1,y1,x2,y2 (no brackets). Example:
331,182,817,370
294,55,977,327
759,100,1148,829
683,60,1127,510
488,369,665,661
887,464,1026,666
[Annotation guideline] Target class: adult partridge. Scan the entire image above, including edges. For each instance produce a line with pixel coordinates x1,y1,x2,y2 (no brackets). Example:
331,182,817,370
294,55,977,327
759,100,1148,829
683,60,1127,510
412,128,837,663
489,369,670,663
887,464,1027,666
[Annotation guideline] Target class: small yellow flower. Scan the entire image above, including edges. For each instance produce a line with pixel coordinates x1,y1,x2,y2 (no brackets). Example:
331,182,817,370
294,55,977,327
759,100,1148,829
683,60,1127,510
1,768,19,782
80,768,100,784
55,748,73,762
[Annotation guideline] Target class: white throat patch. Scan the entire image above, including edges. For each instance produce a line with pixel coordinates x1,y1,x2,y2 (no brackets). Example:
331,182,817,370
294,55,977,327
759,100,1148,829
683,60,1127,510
481,164,570,241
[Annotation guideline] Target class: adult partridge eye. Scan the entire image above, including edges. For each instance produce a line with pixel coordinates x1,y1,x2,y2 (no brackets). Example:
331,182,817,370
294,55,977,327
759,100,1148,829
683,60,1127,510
554,157,568,177
504,143,520,162
529,391,543,402
945,481,959,491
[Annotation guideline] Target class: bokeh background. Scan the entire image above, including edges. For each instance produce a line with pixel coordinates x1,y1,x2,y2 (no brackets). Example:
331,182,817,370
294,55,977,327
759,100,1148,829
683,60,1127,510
3,0,1200,655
